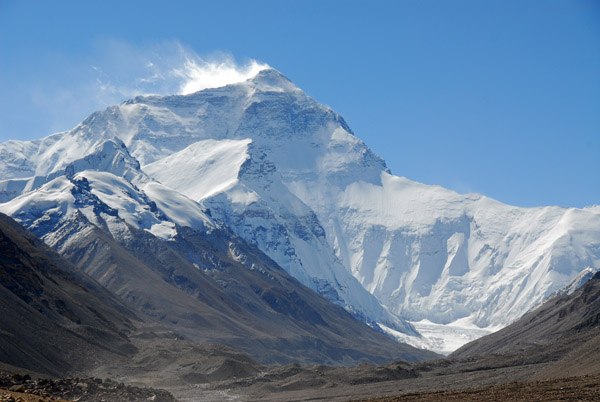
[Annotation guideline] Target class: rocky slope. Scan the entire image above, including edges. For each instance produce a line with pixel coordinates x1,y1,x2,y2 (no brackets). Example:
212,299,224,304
0,213,137,377
452,270,600,378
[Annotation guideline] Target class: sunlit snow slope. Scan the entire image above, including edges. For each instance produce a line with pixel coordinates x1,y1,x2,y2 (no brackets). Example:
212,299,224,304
1,68,599,353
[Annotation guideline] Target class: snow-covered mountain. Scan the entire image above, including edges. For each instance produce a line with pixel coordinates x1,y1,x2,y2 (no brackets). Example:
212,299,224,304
1,68,599,353
0,137,214,244
0,133,434,365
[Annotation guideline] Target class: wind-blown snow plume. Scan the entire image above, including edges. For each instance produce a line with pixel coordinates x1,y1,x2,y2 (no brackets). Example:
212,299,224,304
94,41,269,98
173,53,269,95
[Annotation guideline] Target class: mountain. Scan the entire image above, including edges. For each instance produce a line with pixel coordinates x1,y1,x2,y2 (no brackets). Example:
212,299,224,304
452,271,600,378
1,68,599,354
0,139,434,365
0,212,137,376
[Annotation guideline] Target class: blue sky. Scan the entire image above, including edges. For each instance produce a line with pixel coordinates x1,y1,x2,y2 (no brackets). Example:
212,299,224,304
0,0,598,208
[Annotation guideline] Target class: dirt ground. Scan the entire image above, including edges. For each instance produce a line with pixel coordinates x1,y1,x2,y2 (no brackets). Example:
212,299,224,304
351,374,600,402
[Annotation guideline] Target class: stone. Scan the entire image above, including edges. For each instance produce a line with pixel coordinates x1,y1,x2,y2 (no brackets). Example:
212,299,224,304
8,385,24,392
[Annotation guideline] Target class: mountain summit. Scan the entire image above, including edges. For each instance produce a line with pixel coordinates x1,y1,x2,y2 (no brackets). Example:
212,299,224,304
1,68,599,353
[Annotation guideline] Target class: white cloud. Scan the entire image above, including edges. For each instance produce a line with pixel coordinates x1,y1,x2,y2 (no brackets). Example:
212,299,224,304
92,41,270,101
173,55,269,95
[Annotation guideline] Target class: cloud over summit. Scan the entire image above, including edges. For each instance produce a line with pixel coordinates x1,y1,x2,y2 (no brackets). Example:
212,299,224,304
173,52,269,95
95,41,269,98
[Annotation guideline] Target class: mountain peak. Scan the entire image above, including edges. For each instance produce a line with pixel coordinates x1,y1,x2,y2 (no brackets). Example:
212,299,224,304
63,137,148,186
247,68,300,93
251,67,289,82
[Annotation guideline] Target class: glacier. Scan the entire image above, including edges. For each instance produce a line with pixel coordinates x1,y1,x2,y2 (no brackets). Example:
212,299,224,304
1,68,599,354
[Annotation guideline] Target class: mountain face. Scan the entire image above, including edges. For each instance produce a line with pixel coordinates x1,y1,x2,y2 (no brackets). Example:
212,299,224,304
1,68,599,354
0,212,137,376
